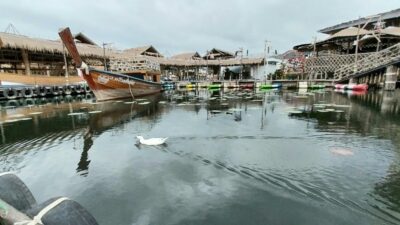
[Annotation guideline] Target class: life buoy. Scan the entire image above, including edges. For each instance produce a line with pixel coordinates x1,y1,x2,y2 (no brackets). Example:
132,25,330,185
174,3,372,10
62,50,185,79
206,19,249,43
75,85,83,94
84,85,91,93
21,87,34,98
45,86,53,96
36,86,47,97
52,86,60,96
3,88,17,99
63,85,72,95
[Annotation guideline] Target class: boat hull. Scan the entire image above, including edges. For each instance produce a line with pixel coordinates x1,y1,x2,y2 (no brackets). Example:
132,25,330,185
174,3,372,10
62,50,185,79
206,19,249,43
335,84,368,91
83,69,162,101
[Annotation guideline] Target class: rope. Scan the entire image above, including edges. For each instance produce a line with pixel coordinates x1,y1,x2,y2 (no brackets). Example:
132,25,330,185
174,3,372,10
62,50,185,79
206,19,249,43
128,78,134,100
14,197,69,225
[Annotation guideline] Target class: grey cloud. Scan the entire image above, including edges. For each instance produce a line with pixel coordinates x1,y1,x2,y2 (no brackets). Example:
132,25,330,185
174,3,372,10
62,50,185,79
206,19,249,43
0,0,399,56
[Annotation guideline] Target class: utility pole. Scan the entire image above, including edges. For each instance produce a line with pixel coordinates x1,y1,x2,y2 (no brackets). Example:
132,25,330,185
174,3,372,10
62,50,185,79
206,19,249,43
239,47,243,80
264,40,267,82
102,42,112,71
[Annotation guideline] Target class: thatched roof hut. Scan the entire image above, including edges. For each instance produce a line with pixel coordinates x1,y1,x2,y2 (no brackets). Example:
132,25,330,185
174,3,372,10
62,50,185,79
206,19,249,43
158,57,263,66
123,45,163,57
0,32,110,58
171,52,201,60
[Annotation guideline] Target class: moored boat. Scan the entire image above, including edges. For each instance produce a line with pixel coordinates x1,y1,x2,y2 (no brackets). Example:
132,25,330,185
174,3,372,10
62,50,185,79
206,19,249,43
335,83,368,91
260,83,282,89
58,27,162,101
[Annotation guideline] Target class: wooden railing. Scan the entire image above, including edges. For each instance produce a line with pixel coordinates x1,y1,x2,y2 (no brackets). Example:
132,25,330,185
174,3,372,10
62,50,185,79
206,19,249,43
305,53,372,74
334,43,400,82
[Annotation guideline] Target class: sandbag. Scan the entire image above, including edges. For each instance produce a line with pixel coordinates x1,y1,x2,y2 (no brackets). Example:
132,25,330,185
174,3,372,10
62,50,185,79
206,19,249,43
25,197,98,225
0,173,36,212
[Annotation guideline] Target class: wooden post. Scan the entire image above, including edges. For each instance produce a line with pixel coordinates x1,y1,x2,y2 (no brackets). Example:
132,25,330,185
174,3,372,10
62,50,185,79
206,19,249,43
21,49,31,76
384,65,396,91
62,44,69,82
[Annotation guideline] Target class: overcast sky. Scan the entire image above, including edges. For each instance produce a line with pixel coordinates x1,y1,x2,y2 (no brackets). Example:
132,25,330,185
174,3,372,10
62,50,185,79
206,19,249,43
0,0,399,56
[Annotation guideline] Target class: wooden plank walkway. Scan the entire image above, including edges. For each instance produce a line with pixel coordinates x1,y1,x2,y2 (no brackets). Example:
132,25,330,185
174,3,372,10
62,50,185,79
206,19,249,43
0,73,83,85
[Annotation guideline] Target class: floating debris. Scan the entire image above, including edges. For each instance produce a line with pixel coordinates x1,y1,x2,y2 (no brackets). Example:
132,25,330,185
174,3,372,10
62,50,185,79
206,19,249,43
211,110,222,114
88,111,102,114
124,101,136,104
229,108,243,112
19,117,33,121
158,101,167,104
29,112,43,115
138,102,150,105
135,98,147,101
8,114,25,118
334,105,351,108
335,110,345,113
325,109,335,112
68,112,85,116
209,97,217,101
317,109,329,113
288,110,303,115
330,148,354,156
4,119,20,123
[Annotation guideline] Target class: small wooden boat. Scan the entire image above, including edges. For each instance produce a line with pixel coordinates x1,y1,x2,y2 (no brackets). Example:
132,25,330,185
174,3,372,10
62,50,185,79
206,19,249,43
58,27,161,101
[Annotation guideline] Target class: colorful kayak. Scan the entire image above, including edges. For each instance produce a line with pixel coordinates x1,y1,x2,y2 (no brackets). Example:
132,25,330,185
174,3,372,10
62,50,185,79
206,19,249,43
208,84,222,89
260,83,282,89
309,84,325,89
335,84,368,91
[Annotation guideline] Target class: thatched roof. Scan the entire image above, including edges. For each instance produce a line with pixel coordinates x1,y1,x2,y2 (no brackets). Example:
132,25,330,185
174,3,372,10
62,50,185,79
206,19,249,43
0,32,111,58
329,27,371,38
123,45,163,57
157,57,263,66
319,8,400,34
171,52,201,60
381,26,400,37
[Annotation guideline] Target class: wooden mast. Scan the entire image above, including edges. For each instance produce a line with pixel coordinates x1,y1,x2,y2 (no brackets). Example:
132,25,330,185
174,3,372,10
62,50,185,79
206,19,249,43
58,27,83,68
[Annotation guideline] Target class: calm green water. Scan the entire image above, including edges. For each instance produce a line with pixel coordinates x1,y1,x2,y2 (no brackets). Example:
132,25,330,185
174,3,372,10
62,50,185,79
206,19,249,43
0,89,400,225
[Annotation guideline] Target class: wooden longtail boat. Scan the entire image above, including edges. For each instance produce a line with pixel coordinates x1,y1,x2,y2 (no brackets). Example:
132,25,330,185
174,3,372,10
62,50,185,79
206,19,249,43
58,27,161,101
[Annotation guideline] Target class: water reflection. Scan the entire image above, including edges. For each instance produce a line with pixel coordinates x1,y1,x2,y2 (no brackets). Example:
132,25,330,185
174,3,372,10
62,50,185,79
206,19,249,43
1,89,400,224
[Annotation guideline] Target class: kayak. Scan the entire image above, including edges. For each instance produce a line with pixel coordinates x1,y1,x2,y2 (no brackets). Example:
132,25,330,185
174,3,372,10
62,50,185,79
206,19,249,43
335,84,368,91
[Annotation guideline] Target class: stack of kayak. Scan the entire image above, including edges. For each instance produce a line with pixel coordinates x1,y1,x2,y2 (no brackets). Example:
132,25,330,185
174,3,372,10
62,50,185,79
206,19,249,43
335,84,368,91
